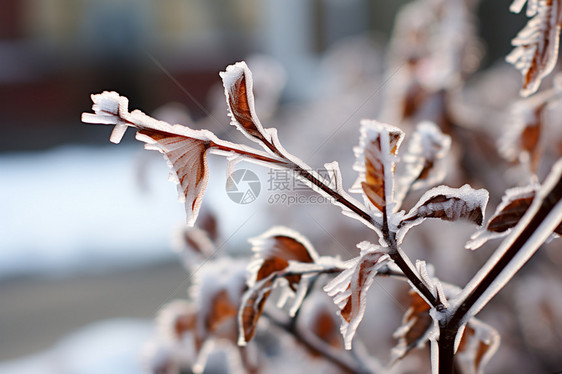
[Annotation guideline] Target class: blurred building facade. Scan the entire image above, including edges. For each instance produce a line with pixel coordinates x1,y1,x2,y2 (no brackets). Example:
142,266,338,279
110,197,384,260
0,0,517,151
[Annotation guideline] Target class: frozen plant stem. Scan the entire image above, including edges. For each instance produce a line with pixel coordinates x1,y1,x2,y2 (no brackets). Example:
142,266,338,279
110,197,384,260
252,132,442,311
437,163,562,374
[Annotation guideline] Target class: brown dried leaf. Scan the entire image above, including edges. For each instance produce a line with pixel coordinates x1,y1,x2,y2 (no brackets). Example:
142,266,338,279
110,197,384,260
239,228,319,344
500,97,548,174
83,91,284,228
138,129,211,226
324,242,390,349
399,185,489,243
353,120,404,211
220,62,270,144
506,0,562,96
392,290,433,360
187,258,248,354
156,300,197,341
487,194,535,233
467,183,561,249
395,121,451,206
311,309,343,352
456,320,500,374
206,289,238,333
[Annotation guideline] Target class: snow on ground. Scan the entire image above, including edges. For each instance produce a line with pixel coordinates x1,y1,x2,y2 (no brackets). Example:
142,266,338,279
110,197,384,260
0,145,273,279
0,318,153,374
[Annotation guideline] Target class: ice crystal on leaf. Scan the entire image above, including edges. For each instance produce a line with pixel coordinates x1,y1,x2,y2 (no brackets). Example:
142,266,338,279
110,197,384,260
398,185,489,244
395,121,452,207
467,182,561,249
351,120,404,213
82,91,285,226
455,319,500,374
220,61,273,146
506,0,562,96
238,227,340,345
323,241,390,349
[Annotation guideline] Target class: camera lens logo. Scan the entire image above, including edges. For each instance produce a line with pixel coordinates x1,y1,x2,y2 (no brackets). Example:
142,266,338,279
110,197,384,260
226,169,260,204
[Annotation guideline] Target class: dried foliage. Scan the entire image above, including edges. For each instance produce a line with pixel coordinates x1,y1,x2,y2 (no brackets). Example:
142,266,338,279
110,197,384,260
82,1,562,373
507,0,562,97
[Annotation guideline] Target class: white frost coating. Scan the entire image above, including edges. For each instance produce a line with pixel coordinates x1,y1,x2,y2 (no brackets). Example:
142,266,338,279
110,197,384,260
466,183,539,250
350,120,404,213
324,161,344,191
452,158,562,324
191,257,247,345
192,339,245,374
219,61,272,144
397,184,489,244
506,0,561,96
172,226,215,269
155,300,195,341
248,226,319,271
240,226,337,343
510,0,539,16
395,121,451,208
416,260,435,295
455,318,500,374
323,242,390,349
82,91,286,226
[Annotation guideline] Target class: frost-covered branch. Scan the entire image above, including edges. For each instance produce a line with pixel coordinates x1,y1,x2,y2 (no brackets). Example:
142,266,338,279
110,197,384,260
449,158,562,328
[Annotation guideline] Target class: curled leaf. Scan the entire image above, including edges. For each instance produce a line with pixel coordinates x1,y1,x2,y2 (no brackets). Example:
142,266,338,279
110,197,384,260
323,241,390,349
395,121,451,207
456,319,500,374
155,300,197,341
82,91,284,226
398,185,489,243
510,0,541,16
192,258,248,351
391,290,433,361
499,95,550,174
238,227,321,345
220,61,272,145
351,120,405,212
506,0,562,96
466,183,561,249
138,130,211,226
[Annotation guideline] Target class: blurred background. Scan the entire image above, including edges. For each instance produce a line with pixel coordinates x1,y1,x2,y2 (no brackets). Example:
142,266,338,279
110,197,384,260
0,0,542,373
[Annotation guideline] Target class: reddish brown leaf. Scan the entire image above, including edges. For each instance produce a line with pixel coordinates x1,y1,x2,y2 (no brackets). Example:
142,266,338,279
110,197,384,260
239,285,272,345
220,62,270,144
156,300,197,341
487,194,535,233
501,100,546,174
239,228,319,344
324,242,389,349
206,289,238,333
138,130,211,226
400,185,488,240
83,91,284,228
392,290,433,360
507,0,562,96
456,319,500,374
354,121,404,211
467,184,561,249
311,309,343,351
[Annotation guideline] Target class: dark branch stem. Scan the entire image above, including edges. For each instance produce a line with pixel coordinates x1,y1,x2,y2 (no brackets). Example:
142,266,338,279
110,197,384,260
438,326,456,374
448,172,562,329
438,164,562,373
383,207,442,309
